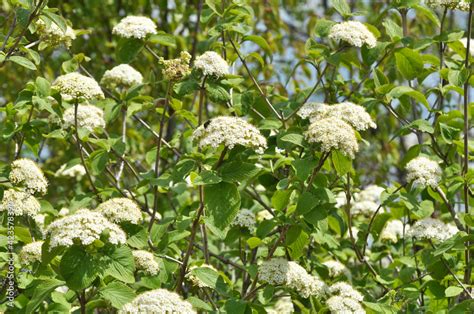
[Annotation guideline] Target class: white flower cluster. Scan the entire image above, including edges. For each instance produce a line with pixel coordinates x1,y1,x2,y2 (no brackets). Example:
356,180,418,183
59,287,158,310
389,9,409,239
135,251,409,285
231,209,255,229
132,250,159,276
194,51,229,78
55,163,86,178
35,19,76,48
159,51,192,81
120,289,196,314
96,198,143,224
305,117,359,158
406,156,442,188
322,260,347,277
112,16,157,39
407,218,458,242
19,241,43,264
9,159,48,195
329,21,376,48
53,72,104,101
266,296,294,314
327,282,365,314
327,296,366,314
426,0,471,11
46,209,127,248
101,64,143,89
380,220,405,243
259,258,326,298
186,264,218,288
0,189,41,217
193,116,267,153
62,104,106,132
460,38,474,56
298,102,377,131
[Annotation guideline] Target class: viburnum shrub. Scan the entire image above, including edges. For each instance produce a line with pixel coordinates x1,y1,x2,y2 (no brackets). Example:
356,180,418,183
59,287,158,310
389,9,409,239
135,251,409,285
1,0,474,313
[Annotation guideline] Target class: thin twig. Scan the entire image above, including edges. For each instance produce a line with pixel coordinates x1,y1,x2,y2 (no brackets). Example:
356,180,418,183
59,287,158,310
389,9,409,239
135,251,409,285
228,36,284,121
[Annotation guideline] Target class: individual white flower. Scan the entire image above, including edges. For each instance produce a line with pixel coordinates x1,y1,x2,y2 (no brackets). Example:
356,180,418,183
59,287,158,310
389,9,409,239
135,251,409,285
459,38,474,56
327,295,366,314
62,104,106,132
35,19,76,48
305,117,359,158
9,159,48,195
19,241,43,264
46,209,127,249
256,209,273,221
112,16,157,39
186,264,218,288
406,156,442,188
299,102,376,131
194,51,229,77
259,258,326,298
159,51,192,81
101,64,143,89
193,116,267,153
322,260,347,277
96,198,143,224
120,289,196,314
132,250,159,276
329,282,364,302
0,189,41,217
231,209,255,229
55,163,86,178
266,296,294,314
426,0,471,11
380,220,405,243
407,218,458,242
329,21,377,48
53,72,104,101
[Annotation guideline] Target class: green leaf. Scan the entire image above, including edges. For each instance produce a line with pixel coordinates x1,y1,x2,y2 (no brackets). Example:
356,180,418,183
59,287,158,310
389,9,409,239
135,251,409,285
280,133,304,147
219,161,260,183
332,150,352,175
35,77,51,97
394,48,424,80
88,149,109,175
116,38,144,63
242,35,272,56
247,237,262,249
25,279,66,313
388,86,429,109
193,170,222,185
148,31,176,47
190,266,221,289
296,191,318,215
332,0,351,16
285,225,309,259
60,246,107,290
445,286,463,298
205,82,230,103
10,56,36,70
103,245,136,284
187,296,213,311
99,282,136,309
271,189,292,211
204,182,241,230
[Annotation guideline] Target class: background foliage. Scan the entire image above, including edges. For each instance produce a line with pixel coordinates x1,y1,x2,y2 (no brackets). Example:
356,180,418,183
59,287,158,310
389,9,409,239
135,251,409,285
0,0,474,313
